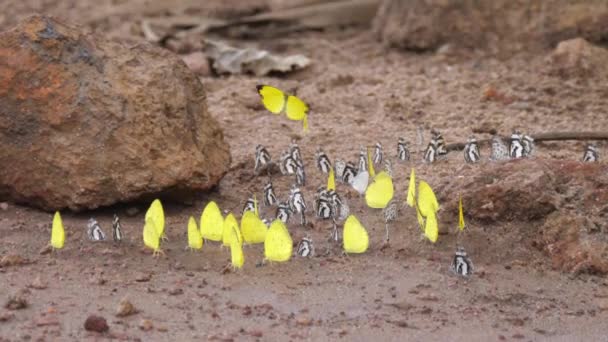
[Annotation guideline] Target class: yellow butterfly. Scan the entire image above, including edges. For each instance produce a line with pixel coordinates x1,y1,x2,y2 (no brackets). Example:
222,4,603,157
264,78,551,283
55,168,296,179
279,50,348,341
143,218,163,256
417,181,439,217
241,211,267,244
327,167,336,191
367,147,375,178
229,224,244,269
343,215,369,254
406,168,416,208
365,171,394,209
187,216,203,250
145,199,165,239
50,211,65,250
256,85,309,132
222,213,242,247
424,211,439,243
200,201,224,242
458,195,466,231
264,219,293,262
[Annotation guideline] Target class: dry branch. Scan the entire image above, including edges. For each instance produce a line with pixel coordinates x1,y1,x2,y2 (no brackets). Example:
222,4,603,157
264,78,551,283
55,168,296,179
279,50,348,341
446,132,608,152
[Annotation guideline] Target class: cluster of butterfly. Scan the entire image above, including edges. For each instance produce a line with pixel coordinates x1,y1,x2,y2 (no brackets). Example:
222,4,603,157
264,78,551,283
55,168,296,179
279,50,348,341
47,213,123,248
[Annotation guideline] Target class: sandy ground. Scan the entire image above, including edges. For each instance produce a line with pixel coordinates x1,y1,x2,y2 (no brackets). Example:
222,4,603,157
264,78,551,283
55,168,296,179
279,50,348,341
1,1,608,341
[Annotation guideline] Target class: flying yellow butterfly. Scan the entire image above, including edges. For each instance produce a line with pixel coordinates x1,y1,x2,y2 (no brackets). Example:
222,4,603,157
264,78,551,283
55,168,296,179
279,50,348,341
256,85,309,132
200,201,224,242
229,224,244,269
187,216,203,250
145,199,165,240
143,218,163,256
222,213,242,247
327,168,336,191
343,215,369,254
264,219,293,262
365,171,394,209
241,211,267,244
417,181,439,217
50,211,65,250
458,195,466,231
406,168,416,208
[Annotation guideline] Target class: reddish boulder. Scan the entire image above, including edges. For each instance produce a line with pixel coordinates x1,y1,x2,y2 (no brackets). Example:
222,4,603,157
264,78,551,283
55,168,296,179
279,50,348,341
0,16,230,211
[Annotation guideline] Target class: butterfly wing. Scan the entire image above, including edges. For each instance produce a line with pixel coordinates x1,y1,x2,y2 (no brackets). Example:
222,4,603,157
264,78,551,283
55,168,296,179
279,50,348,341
367,148,375,178
406,168,416,207
327,168,336,191
264,220,293,262
145,199,165,238
50,211,65,249
343,215,369,253
229,225,245,269
200,201,224,241
257,85,286,114
241,211,267,244
222,214,241,247
187,216,203,250
424,211,439,243
285,95,308,121
350,170,369,195
418,181,439,217
458,195,465,231
365,172,394,209
143,219,160,251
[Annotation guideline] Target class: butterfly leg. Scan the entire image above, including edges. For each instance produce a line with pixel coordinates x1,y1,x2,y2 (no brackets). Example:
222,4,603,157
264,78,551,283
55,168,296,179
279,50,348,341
152,248,165,258
383,222,390,246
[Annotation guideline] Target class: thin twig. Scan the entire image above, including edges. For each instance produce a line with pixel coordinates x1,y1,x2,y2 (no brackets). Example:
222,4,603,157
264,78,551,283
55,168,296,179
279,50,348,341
446,131,608,152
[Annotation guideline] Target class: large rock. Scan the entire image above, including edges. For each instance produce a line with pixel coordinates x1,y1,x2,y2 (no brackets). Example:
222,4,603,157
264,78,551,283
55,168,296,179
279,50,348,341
546,38,608,78
373,0,608,52
0,16,231,211
440,159,608,274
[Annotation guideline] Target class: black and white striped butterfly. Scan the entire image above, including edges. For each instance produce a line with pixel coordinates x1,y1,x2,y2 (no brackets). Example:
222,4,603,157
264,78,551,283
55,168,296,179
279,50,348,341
314,187,333,219
242,196,256,215
334,159,346,182
279,150,298,175
296,237,315,257
87,218,106,241
451,247,474,277
342,162,357,184
582,143,599,162
295,160,306,186
373,142,383,165
328,190,348,222
509,130,524,159
382,199,399,245
289,141,302,163
424,140,438,163
522,134,534,157
315,148,332,174
464,136,481,163
397,137,410,162
112,214,123,242
432,129,448,156
357,147,367,174
263,181,277,206
384,159,393,178
254,145,271,174
490,135,509,161
276,201,292,223
289,186,307,226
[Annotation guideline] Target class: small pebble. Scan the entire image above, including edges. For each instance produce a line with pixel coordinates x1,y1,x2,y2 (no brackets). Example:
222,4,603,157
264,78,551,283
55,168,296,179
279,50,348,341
84,315,109,333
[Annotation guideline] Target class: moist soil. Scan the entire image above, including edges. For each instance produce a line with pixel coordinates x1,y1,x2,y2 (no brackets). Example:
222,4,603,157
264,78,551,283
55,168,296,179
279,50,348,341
1,1,607,341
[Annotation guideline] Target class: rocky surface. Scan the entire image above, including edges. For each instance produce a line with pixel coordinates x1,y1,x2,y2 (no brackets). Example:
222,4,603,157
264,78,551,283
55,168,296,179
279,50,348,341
373,0,608,52
547,38,608,78
0,16,231,211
